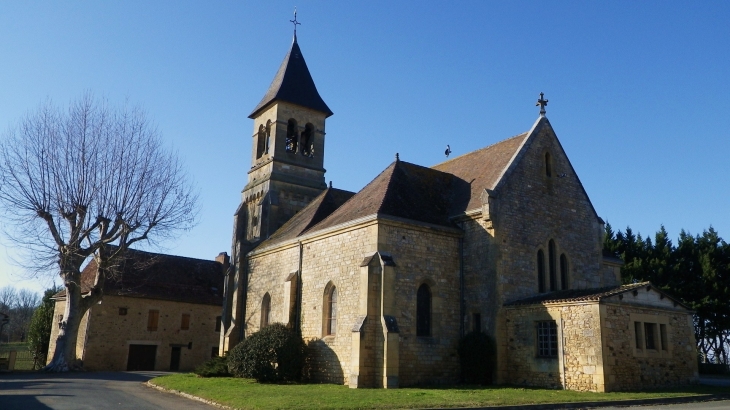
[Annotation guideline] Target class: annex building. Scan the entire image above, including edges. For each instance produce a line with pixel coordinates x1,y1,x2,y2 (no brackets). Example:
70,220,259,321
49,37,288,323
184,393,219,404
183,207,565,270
219,33,699,391
49,248,228,372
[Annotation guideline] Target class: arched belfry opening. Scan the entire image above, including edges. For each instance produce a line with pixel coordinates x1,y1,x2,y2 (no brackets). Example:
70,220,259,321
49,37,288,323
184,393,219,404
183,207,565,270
256,125,266,159
301,123,314,157
286,118,298,153
265,120,272,154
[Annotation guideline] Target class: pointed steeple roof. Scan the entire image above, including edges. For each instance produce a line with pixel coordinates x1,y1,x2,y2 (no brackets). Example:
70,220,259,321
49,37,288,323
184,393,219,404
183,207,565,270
249,37,333,119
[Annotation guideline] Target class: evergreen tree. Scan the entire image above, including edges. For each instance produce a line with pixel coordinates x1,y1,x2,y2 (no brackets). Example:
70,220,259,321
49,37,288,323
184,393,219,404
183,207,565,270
604,225,730,365
28,286,61,369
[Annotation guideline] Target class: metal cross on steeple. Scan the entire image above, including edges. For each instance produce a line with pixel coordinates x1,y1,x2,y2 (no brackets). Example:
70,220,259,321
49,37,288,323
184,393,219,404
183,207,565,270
290,7,301,40
536,92,548,117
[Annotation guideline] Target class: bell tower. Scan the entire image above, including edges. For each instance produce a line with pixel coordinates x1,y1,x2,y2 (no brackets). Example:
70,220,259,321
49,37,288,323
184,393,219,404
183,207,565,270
222,31,333,353
236,34,333,245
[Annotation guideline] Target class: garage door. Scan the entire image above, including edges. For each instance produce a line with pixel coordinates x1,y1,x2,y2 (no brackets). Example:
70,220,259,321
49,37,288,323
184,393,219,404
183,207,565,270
127,344,157,371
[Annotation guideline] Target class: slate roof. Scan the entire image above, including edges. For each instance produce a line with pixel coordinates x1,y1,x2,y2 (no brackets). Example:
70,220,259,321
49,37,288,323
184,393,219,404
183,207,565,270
55,248,225,306
258,187,355,249
432,132,528,213
249,37,333,118
502,282,687,309
308,160,457,233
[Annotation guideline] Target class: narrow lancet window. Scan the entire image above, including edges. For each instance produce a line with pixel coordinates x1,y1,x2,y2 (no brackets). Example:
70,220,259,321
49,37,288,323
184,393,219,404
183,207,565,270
548,240,557,291
560,253,568,290
261,293,271,328
537,250,546,293
325,286,337,335
545,152,552,177
417,284,432,337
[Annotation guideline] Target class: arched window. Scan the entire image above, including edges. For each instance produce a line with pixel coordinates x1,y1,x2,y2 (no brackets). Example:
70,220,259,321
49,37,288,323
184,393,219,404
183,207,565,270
416,283,431,337
300,123,314,157
264,120,272,154
549,240,557,291
325,285,337,335
256,125,266,159
560,254,568,290
260,293,271,328
537,250,546,293
545,152,552,177
286,119,298,153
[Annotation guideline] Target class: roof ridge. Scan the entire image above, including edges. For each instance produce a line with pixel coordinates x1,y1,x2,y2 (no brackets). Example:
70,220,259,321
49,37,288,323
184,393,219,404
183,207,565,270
431,132,529,169
304,161,399,234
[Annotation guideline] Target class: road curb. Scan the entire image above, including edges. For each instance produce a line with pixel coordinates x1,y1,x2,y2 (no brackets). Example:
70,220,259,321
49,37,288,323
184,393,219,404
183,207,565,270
145,381,236,409
437,393,730,409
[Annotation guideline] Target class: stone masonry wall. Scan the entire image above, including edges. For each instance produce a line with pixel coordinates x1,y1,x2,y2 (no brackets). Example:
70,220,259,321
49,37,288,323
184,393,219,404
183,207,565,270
299,225,377,384
245,245,301,333
600,303,698,391
83,295,220,371
495,123,612,307
49,295,221,371
380,222,462,386
245,224,377,384
502,303,605,392
459,217,500,339
558,303,605,391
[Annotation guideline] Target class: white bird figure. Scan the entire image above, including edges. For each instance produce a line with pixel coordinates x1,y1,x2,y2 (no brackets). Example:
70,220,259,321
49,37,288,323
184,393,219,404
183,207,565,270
445,145,452,158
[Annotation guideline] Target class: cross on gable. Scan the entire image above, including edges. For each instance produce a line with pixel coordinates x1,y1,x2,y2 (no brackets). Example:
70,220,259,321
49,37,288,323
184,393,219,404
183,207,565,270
536,92,548,116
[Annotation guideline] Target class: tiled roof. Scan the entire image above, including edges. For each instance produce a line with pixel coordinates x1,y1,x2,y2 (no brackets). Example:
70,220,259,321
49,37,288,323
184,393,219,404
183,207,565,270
257,187,355,249
55,248,225,306
249,38,333,118
503,282,652,306
308,160,457,233
432,132,528,214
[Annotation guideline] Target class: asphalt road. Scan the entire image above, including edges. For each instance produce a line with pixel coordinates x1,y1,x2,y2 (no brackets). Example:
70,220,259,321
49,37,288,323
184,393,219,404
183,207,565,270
0,372,727,410
0,371,214,410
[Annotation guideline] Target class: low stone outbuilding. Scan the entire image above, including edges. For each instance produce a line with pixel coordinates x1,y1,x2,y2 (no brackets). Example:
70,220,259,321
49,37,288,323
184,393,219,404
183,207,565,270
49,248,228,371
502,282,698,391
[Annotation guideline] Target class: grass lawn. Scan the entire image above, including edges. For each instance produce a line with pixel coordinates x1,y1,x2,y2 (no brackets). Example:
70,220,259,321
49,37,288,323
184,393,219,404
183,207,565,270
150,374,727,410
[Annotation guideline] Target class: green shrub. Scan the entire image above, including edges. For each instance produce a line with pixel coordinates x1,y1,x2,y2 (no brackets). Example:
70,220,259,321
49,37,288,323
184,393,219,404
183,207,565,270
458,331,496,385
227,323,306,383
194,355,231,377
27,286,61,370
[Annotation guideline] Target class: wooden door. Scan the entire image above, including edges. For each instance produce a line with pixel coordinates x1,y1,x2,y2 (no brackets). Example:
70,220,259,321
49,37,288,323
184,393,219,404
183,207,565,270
127,344,157,371
169,347,181,371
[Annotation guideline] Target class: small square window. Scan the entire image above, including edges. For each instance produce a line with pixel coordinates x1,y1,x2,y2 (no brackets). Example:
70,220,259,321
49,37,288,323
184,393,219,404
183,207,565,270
119,308,128,316
211,347,218,359
215,316,222,332
181,314,190,330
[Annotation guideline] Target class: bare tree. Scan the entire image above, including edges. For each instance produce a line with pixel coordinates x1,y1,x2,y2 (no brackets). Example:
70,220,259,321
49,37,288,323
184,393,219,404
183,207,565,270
0,286,17,313
0,94,198,371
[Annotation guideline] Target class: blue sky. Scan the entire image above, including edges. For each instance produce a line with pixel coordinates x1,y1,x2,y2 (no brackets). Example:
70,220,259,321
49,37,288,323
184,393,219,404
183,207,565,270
1,1,728,293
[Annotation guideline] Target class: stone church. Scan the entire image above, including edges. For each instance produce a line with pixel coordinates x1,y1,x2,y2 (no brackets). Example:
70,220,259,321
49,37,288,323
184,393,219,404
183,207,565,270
220,33,699,392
